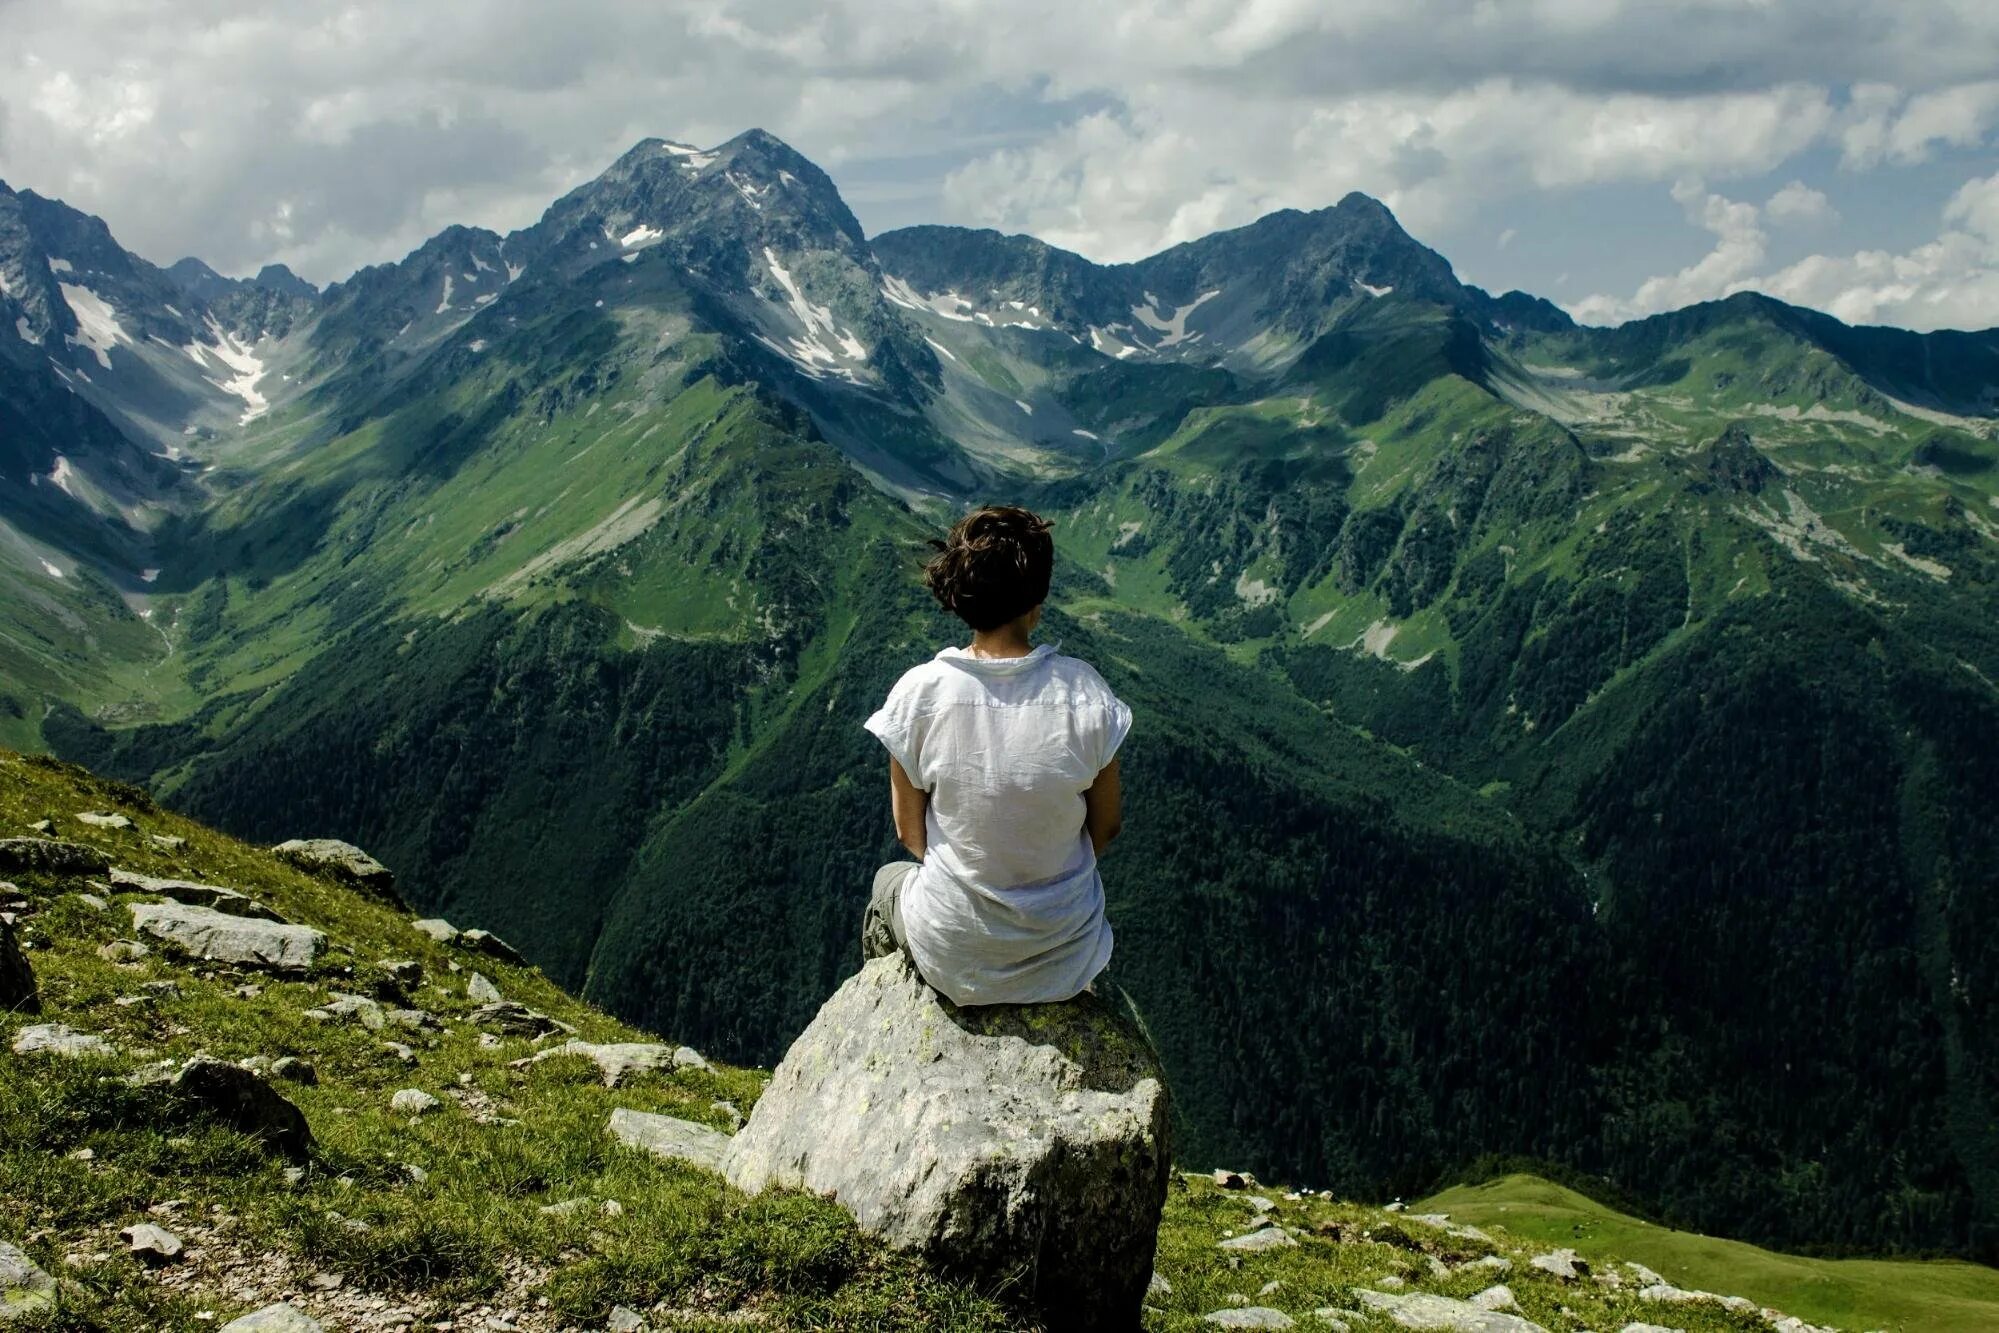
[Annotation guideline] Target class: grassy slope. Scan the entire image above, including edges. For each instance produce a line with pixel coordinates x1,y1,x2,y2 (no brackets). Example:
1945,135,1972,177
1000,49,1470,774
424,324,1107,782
8,748,1962,1332
1422,1175,1999,1333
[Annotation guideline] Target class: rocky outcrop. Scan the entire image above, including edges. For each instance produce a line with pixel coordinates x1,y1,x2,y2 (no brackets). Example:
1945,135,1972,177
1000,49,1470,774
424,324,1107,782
531,1040,706,1086
0,838,109,876
110,868,283,921
274,839,400,905
130,901,325,971
723,955,1171,1332
172,1058,315,1160
0,917,36,1014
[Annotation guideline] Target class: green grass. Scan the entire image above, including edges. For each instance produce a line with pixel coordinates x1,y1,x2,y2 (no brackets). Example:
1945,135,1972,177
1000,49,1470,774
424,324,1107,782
1421,1174,1999,1333
7,748,1995,1331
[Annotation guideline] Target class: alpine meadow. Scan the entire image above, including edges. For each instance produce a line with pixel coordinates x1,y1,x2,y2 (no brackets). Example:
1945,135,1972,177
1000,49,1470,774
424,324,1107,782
4,104,1999,1322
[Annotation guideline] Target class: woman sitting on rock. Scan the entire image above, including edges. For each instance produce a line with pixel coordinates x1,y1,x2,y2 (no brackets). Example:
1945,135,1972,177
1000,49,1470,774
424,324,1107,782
861,504,1130,1006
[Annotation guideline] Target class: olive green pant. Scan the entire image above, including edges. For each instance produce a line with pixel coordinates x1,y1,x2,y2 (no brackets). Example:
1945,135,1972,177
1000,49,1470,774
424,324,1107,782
862,860,916,962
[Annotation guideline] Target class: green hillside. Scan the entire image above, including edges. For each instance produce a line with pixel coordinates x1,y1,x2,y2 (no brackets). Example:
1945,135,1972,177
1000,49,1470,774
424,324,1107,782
1421,1175,1999,1333
3,748,1964,1331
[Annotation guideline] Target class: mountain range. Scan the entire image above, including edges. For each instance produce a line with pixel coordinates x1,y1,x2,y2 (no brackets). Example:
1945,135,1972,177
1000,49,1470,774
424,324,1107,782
3,128,1996,1264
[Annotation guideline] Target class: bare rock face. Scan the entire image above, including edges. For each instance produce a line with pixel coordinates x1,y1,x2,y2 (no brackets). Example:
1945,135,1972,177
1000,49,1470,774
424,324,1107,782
273,839,401,906
129,901,325,972
724,956,1171,1332
0,917,37,1014
0,837,109,877
171,1057,315,1161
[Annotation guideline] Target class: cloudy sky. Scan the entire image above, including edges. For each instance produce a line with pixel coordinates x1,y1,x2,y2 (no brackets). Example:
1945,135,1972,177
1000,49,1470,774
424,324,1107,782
4,0,1999,330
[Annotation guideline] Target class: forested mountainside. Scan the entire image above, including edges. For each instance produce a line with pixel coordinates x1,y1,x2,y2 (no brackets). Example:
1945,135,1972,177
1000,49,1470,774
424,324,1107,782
4,128,1997,1264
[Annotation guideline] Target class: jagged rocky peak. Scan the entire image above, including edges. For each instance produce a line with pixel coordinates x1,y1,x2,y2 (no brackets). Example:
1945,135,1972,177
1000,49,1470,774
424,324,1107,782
0,181,203,352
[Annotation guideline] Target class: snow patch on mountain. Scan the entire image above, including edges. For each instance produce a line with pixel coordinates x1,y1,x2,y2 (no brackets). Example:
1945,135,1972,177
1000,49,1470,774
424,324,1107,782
58,282,128,369
41,558,64,579
1089,326,1138,359
727,172,768,210
14,316,34,345
470,252,494,273
1015,399,1033,415
437,274,456,314
758,247,868,381
1131,289,1220,348
1358,280,1394,297
200,317,269,424
620,224,664,249
47,257,73,273
661,141,718,172
924,336,957,363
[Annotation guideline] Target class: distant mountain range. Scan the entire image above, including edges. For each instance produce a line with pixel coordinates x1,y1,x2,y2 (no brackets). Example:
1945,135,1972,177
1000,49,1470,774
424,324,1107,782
3,129,1996,1264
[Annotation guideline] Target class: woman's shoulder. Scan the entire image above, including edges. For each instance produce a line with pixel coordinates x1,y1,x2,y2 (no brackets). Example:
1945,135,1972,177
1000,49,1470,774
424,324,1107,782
1046,651,1123,703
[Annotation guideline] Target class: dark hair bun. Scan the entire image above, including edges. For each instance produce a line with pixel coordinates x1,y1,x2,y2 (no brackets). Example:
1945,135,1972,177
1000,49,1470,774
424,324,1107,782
923,506,1055,632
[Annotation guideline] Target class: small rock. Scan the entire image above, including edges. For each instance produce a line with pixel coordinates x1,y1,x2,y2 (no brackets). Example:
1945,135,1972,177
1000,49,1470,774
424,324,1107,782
599,1199,624,1218
283,1167,307,1187
27,820,53,834
120,1223,184,1263
1529,1249,1590,1282
307,1272,344,1290
13,1022,115,1058
1258,1280,1283,1296
381,1041,417,1063
75,811,134,830
1461,1255,1513,1274
0,837,111,876
272,839,398,903
1202,1310,1294,1329
172,1058,315,1160
1357,1289,1549,1332
1218,1226,1297,1252
607,1107,729,1171
1214,1168,1247,1189
411,918,459,944
1148,1271,1172,1297
526,1040,675,1087
151,834,187,850
0,1240,57,1317
99,939,151,963
1247,1195,1276,1213
672,1045,709,1070
1471,1285,1518,1312
69,1147,96,1161
73,892,109,910
1310,1313,1353,1333
467,972,501,1003
271,1057,317,1085
538,1198,588,1217
478,1032,502,1049
390,1088,440,1117
1616,1325,1685,1333
219,1303,325,1332
470,1001,564,1038
457,928,523,963
381,959,423,988
711,1099,743,1129
606,1307,647,1333
318,993,386,1031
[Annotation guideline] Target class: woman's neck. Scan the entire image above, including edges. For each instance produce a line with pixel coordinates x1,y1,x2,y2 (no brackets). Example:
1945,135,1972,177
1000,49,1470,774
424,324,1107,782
968,625,1034,659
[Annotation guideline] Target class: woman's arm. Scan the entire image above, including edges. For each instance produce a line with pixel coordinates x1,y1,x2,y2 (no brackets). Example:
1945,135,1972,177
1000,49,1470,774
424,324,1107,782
1083,756,1122,855
888,758,928,860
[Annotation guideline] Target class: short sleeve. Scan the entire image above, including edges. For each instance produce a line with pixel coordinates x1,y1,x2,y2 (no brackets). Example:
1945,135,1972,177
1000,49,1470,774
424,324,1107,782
1096,695,1133,772
863,697,925,788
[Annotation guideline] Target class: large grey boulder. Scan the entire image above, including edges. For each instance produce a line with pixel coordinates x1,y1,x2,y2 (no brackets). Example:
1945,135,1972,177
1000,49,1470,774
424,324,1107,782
0,917,37,1014
273,839,400,905
0,837,109,876
130,901,324,972
0,1240,56,1319
172,1058,314,1160
724,955,1171,1332
110,868,283,921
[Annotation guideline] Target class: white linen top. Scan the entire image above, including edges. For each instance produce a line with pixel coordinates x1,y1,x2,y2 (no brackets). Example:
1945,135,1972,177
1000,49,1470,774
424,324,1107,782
862,643,1131,1005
